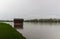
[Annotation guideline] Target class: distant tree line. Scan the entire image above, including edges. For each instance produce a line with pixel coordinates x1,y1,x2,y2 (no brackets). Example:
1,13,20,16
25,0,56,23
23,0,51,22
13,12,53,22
0,20,13,22
24,18,60,23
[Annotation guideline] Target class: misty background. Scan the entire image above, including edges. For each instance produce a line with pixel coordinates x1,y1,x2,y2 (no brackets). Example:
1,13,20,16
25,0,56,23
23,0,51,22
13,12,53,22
0,0,60,20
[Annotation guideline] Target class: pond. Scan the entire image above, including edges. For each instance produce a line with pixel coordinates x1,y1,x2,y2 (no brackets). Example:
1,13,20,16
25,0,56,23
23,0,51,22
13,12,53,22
4,22,60,39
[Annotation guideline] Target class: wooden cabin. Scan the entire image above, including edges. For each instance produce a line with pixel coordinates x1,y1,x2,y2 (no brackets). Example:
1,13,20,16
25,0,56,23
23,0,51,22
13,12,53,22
14,18,24,29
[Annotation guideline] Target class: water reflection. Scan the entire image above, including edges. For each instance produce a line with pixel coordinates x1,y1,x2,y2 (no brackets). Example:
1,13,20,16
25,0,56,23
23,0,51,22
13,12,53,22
17,22,60,39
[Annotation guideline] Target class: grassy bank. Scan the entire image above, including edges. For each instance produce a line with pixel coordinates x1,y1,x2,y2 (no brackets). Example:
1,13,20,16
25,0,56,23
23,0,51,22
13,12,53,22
0,23,26,39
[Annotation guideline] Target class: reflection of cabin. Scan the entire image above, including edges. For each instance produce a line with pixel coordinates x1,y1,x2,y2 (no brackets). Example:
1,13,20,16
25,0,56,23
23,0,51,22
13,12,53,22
14,19,24,28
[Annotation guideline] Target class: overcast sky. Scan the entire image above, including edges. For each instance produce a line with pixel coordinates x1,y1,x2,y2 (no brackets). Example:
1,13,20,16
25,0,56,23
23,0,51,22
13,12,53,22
0,0,60,20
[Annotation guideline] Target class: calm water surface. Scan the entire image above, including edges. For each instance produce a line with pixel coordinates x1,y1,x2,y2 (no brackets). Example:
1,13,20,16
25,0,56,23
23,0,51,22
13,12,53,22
4,22,60,39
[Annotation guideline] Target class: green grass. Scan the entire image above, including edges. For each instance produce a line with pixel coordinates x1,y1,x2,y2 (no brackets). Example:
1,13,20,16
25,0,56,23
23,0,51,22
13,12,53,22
0,23,26,39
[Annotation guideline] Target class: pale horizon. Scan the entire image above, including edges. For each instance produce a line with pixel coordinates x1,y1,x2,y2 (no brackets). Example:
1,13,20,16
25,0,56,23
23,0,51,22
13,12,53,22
0,0,60,20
